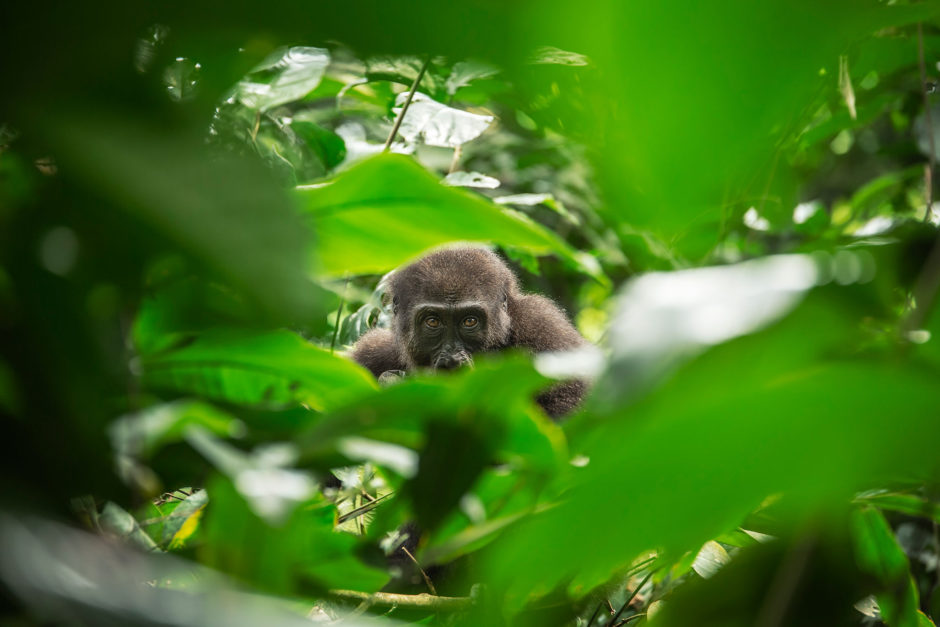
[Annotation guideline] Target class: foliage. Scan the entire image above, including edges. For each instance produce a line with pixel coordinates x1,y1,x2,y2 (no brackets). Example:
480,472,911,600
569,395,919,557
2,1,940,626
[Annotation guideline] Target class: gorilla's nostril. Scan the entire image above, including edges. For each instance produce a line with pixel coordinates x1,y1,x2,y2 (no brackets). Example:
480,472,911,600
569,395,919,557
435,354,468,370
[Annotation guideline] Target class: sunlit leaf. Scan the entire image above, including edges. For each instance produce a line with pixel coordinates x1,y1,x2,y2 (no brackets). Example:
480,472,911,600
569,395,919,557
393,92,493,148
236,46,330,111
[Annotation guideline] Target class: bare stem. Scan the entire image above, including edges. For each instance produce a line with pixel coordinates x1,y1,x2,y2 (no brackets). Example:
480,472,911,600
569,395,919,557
384,56,431,151
401,546,437,595
329,277,349,355
328,589,472,611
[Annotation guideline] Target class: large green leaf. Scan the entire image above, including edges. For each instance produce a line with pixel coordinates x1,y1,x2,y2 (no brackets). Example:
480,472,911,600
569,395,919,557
140,330,376,412
295,153,596,278
481,287,940,607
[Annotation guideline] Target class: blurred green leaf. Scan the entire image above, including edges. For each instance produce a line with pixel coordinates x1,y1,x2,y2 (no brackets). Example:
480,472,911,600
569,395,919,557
851,506,921,627
140,329,376,411
46,112,321,324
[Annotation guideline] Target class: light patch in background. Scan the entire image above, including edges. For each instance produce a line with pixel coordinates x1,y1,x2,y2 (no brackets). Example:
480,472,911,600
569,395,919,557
38,226,79,276
853,215,894,237
338,437,418,479
609,254,822,359
535,344,605,380
393,92,493,148
743,207,770,231
185,428,315,525
793,201,821,225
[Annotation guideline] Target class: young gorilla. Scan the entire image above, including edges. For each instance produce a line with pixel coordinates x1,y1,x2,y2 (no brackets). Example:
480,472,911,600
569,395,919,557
351,246,587,418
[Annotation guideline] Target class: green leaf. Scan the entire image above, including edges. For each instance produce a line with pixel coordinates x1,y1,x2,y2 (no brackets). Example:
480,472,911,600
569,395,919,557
110,400,242,460
236,46,331,112
163,489,208,548
99,502,160,552
45,112,321,324
851,507,921,627
446,60,501,95
140,329,377,411
394,92,493,147
202,476,388,594
296,153,593,278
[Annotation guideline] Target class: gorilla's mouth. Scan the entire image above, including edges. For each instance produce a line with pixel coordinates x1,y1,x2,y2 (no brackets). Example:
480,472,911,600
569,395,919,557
432,353,473,371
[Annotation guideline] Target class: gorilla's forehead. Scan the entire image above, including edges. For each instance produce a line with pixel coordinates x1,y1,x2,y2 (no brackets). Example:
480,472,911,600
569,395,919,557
393,248,514,307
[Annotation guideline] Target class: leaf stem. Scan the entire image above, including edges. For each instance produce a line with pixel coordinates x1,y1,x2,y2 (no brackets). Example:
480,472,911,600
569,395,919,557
330,276,349,355
328,589,472,611
384,56,431,151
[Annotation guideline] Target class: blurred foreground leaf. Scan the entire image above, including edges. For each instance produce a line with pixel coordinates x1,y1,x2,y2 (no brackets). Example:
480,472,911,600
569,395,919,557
296,153,592,277
47,111,321,324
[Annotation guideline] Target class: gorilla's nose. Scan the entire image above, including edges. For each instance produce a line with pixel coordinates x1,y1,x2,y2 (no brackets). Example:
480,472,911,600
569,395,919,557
435,354,469,370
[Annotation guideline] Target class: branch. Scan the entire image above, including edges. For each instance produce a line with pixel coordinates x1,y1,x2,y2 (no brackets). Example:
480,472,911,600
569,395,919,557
328,589,472,612
383,56,431,151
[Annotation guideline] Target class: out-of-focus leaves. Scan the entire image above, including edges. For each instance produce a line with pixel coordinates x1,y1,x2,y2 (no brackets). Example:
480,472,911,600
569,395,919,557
528,46,591,67
443,170,501,188
186,428,316,528
162,489,208,549
110,400,243,461
140,329,377,412
0,512,385,627
201,475,388,595
295,153,590,277
99,502,160,552
45,112,321,324
445,60,500,96
851,506,921,627
393,92,493,148
854,492,940,524
290,120,347,171
236,46,330,112
692,541,731,579
483,284,940,607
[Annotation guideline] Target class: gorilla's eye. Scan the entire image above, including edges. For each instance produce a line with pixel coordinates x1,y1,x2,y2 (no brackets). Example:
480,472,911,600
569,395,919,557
462,316,478,328
425,316,441,329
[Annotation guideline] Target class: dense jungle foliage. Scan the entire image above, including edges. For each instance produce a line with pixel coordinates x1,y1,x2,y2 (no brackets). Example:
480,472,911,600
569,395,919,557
2,1,940,625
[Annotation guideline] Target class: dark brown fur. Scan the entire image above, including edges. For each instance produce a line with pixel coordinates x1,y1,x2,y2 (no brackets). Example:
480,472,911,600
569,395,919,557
350,247,588,419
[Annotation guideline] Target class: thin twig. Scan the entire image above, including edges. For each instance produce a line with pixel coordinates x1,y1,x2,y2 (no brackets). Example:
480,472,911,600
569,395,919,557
401,546,437,595
383,56,431,151
585,602,603,627
448,144,463,174
330,276,349,355
918,23,936,221
613,612,647,627
608,569,656,627
328,589,472,611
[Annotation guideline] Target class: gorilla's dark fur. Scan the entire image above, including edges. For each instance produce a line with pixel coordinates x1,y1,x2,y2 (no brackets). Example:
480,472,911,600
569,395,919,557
351,246,587,418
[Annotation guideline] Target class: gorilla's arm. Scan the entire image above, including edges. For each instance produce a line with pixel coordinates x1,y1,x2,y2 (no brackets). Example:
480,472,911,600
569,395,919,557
508,294,587,419
350,328,405,377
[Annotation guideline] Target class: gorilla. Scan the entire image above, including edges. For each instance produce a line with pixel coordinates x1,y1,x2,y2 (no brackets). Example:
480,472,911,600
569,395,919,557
350,246,587,418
